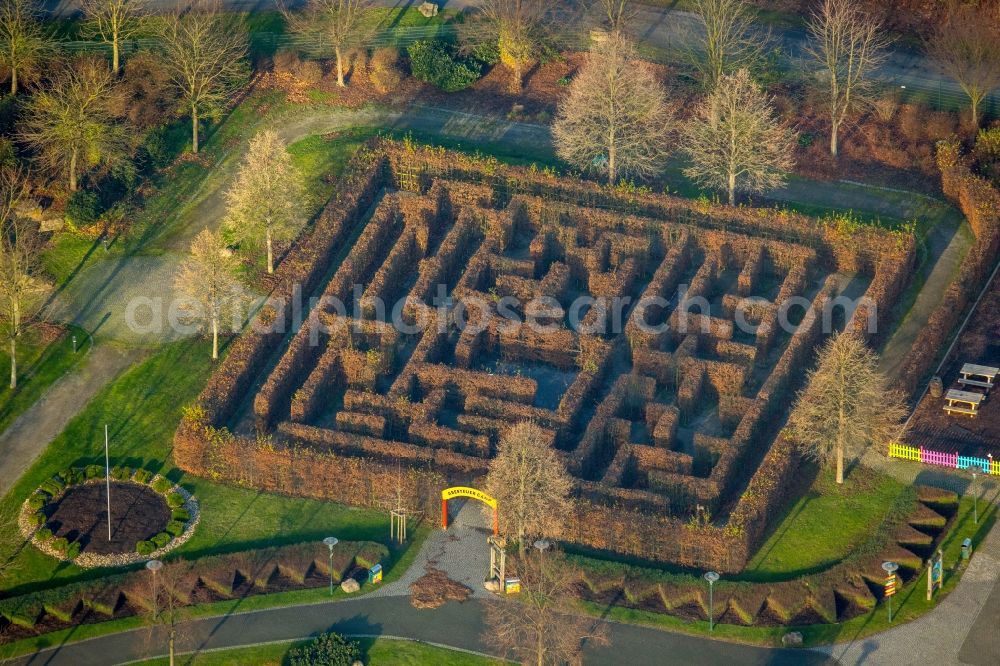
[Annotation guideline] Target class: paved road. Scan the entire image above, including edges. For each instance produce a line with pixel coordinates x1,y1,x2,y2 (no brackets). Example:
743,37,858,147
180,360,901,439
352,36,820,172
1,596,836,666
0,345,142,494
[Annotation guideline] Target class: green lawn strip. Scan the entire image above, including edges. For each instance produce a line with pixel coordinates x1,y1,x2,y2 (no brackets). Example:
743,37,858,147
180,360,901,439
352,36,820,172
286,128,383,202
41,232,110,287
572,496,992,648
741,467,911,581
0,338,392,594
0,324,90,438
0,527,429,661
128,636,505,666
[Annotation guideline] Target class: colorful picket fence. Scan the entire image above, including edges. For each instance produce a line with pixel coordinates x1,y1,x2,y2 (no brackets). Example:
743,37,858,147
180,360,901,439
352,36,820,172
888,442,999,475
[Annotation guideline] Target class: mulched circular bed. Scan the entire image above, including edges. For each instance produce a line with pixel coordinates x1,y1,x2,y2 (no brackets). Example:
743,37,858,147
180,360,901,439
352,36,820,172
44,482,169,555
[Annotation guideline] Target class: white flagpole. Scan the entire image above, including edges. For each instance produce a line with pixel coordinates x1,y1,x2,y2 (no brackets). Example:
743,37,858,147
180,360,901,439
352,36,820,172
105,424,112,542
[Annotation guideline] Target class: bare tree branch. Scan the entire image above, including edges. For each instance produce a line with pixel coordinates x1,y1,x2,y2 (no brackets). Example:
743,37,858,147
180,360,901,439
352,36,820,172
158,0,248,154
483,422,574,559
19,56,129,192
553,35,674,185
682,68,795,206
0,171,49,390
281,0,373,88
485,548,609,666
80,0,145,75
686,0,769,89
174,229,246,360
785,332,908,484
223,129,308,275
0,0,48,94
927,2,1000,129
804,0,890,157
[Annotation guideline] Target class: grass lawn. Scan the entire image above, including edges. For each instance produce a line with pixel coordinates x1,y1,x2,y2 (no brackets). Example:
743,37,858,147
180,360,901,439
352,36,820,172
0,338,397,596
130,636,504,666
0,325,90,440
287,128,382,202
741,466,914,581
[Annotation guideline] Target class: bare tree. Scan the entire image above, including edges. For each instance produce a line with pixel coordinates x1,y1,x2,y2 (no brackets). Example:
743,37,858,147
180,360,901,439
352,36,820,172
805,0,890,157
483,422,573,558
0,170,48,390
223,129,307,275
173,229,245,360
553,36,673,185
786,332,907,485
687,0,767,89
19,57,129,192
928,2,1000,129
80,0,146,75
682,68,795,206
0,0,48,95
282,0,372,88
596,0,635,37
136,560,193,666
158,0,247,154
485,547,608,666
483,0,549,94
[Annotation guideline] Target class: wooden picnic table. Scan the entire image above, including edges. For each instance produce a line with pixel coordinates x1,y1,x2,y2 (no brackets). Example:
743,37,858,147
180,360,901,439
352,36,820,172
944,388,985,418
959,363,1000,391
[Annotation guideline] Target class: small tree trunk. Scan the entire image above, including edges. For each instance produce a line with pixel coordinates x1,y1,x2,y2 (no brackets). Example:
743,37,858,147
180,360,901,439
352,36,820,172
836,434,844,484
830,120,839,157
8,338,15,390
169,628,175,666
970,98,979,129
112,37,120,75
10,67,17,95
192,105,200,154
69,149,79,192
728,171,736,207
266,227,274,274
608,140,617,185
211,317,219,360
509,61,523,94
536,631,544,666
335,46,345,87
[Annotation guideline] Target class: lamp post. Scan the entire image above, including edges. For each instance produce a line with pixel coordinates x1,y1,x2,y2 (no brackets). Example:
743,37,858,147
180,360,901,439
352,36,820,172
146,559,163,621
704,571,719,632
882,561,899,623
322,537,339,596
972,471,979,525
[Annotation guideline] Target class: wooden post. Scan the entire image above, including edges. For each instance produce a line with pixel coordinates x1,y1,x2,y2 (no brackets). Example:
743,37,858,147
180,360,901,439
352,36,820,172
441,498,448,529
926,560,932,601
492,508,499,536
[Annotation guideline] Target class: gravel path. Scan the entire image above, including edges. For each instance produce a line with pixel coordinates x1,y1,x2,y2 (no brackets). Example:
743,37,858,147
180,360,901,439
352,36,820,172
0,345,143,495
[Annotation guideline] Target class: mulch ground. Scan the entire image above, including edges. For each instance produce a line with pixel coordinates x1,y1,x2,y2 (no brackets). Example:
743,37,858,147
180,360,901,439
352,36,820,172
908,272,1000,457
44,482,170,555
409,567,472,609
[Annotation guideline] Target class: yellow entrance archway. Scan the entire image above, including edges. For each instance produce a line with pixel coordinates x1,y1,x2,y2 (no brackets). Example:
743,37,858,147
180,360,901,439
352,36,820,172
441,486,498,536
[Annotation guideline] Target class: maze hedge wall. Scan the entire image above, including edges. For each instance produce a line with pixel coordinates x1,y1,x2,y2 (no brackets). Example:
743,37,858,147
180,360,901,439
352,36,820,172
898,141,1000,396
176,140,914,572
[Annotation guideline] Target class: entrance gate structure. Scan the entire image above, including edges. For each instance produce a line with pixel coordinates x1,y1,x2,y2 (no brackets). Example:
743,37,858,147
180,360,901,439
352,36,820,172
441,486,499,536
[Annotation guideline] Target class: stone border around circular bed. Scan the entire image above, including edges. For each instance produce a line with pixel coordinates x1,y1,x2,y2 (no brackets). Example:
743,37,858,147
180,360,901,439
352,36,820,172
18,469,201,569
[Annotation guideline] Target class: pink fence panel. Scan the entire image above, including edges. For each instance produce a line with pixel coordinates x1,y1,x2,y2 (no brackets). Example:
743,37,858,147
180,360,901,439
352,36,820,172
919,448,958,468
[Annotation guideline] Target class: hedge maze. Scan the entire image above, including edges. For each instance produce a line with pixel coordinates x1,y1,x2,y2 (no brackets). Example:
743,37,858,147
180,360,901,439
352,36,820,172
176,140,915,572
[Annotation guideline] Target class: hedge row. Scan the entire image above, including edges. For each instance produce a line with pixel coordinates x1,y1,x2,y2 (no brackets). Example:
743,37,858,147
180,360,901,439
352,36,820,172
567,486,953,626
898,141,1000,396
0,540,387,639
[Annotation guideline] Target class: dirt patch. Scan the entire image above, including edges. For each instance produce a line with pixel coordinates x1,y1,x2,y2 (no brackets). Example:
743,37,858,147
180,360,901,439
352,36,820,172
907,269,1000,457
44,482,169,555
409,567,472,609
